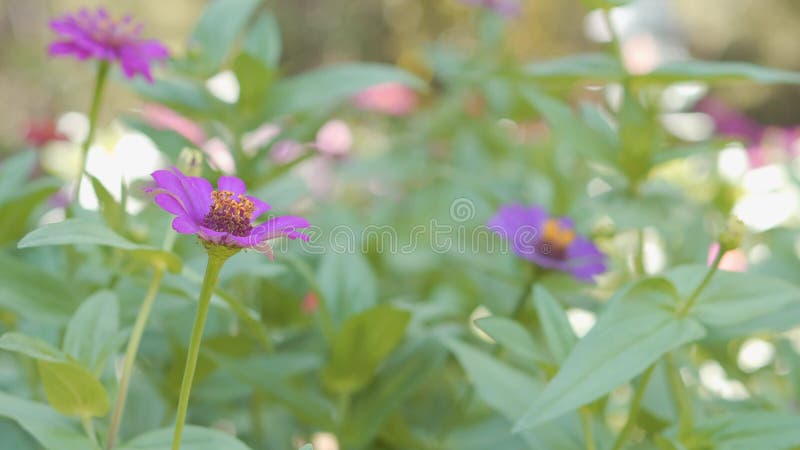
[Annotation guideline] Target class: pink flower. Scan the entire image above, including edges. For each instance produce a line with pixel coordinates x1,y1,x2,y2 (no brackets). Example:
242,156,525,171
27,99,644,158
708,243,748,272
242,123,282,156
302,292,319,314
48,8,169,82
353,83,418,116
142,104,206,147
24,119,67,147
315,120,352,157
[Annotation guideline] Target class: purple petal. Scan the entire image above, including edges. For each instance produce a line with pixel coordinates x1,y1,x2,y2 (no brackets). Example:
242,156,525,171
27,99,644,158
172,216,199,234
154,193,186,216
248,196,270,218
251,216,311,242
217,176,247,195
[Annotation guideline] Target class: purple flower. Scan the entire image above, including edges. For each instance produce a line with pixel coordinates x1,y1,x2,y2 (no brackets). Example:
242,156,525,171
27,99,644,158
458,0,522,18
488,204,606,282
48,8,169,82
146,167,310,258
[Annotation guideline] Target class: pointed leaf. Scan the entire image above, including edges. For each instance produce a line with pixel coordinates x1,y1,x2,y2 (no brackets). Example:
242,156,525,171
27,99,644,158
0,332,66,362
118,425,252,450
37,360,110,418
63,291,119,371
0,391,98,450
475,316,551,364
533,285,577,363
514,278,706,429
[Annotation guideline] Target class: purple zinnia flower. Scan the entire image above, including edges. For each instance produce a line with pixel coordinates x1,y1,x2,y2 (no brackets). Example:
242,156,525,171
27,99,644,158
458,0,522,18
48,8,169,82
488,204,606,282
146,167,310,258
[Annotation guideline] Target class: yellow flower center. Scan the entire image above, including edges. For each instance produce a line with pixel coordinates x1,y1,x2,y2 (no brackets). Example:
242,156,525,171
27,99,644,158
540,219,576,258
202,190,255,237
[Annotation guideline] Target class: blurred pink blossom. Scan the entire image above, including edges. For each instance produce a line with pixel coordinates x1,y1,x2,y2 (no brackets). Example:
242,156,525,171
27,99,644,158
270,140,307,164
708,243,748,273
315,120,352,156
302,292,320,314
353,83,418,116
24,119,67,147
202,138,236,175
142,104,206,147
242,122,282,156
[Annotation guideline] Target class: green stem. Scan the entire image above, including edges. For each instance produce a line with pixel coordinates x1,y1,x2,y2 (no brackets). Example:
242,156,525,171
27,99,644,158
73,60,110,205
171,253,229,450
666,354,693,434
82,415,98,446
678,247,725,316
611,364,656,450
579,408,597,450
511,264,538,319
634,228,646,276
105,266,165,450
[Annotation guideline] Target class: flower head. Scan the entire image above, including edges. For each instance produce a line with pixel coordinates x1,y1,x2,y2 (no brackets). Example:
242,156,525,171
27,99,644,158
488,204,606,281
49,8,169,82
146,167,310,258
24,119,67,147
458,0,522,18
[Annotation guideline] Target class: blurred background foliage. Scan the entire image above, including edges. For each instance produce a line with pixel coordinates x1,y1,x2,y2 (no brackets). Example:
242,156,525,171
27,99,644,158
3,0,800,145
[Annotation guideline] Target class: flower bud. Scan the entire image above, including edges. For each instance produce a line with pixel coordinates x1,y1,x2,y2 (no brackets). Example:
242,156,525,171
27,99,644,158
718,216,745,252
177,148,204,177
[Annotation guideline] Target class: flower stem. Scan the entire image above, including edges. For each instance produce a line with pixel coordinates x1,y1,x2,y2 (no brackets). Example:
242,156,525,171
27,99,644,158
171,253,229,450
634,228,646,276
105,265,165,450
81,415,98,445
579,408,597,450
666,354,693,434
511,264,538,319
611,364,656,450
73,60,110,205
677,247,725,316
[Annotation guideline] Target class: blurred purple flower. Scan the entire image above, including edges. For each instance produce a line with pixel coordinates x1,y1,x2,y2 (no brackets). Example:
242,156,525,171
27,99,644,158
696,97,800,167
48,8,169,82
488,204,606,282
458,0,521,18
146,167,310,258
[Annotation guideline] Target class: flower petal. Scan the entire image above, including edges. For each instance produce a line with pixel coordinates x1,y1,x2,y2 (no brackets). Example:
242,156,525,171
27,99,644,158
154,193,186,216
217,176,247,195
251,216,311,242
248,196,270,218
172,216,199,234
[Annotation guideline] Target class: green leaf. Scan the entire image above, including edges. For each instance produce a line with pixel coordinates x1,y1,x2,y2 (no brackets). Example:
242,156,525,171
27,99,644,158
244,12,282,68
300,445,313,450
642,60,800,84
322,305,411,394
0,178,60,247
520,87,617,163
0,151,37,203
0,255,81,324
63,291,119,372
37,359,110,418
533,286,578,364
126,76,215,113
89,175,126,234
18,219,182,273
0,391,98,450
0,332,67,362
342,341,447,449
445,338,585,450
118,425,252,450
687,412,800,450
474,316,551,364
317,251,378,325
233,53,275,117
187,0,261,75
666,265,800,331
514,278,706,429
18,218,138,249
266,63,425,116
523,53,625,83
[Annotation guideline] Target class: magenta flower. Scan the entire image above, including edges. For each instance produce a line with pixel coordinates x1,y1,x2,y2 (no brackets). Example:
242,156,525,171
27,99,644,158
146,167,310,258
353,83,418,116
488,204,606,281
48,8,169,82
458,0,522,18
